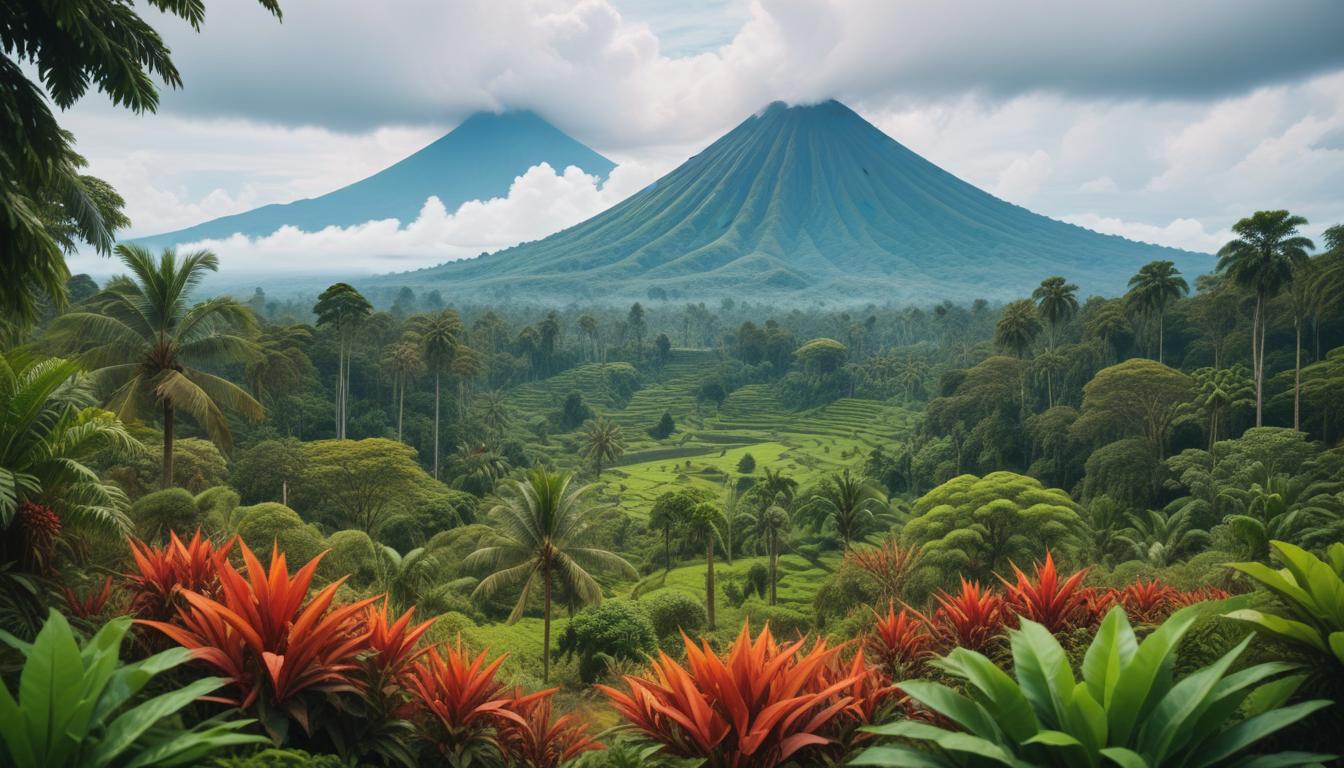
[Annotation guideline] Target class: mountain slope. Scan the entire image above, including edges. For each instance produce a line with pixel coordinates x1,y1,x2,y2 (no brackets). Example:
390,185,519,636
137,111,615,250
379,100,1206,302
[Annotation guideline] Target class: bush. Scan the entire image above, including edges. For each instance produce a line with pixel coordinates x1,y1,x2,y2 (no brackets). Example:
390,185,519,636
320,530,379,587
234,502,325,564
741,598,811,638
195,486,240,534
723,579,746,608
736,453,756,475
648,411,675,440
557,599,658,683
129,488,200,542
812,563,880,628
208,749,345,768
744,562,770,599
643,591,707,641
423,611,478,646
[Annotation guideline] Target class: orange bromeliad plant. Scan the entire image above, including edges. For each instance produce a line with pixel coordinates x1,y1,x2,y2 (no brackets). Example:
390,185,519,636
928,577,1006,652
362,600,435,687
496,690,603,768
997,551,1090,633
126,529,232,621
866,603,932,676
406,638,517,763
597,623,860,768
139,539,377,738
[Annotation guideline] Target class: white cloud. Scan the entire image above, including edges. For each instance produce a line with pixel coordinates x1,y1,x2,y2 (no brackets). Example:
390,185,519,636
155,160,668,274
1061,213,1228,253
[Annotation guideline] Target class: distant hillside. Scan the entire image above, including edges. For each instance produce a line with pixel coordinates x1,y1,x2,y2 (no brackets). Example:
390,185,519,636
372,100,1208,303
136,111,615,251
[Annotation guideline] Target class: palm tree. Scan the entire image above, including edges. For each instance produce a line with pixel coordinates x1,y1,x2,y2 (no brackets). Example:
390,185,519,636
720,482,753,566
578,417,625,477
474,390,514,441
450,443,511,496
994,299,1042,358
1032,276,1079,349
465,469,636,682
448,343,484,420
685,501,725,630
577,314,598,362
312,283,372,440
382,339,423,442
244,324,311,405
801,469,889,550
1125,261,1188,364
49,246,262,487
1116,504,1209,567
1217,210,1314,426
0,351,140,534
1192,365,1252,449
1084,300,1130,365
752,467,798,511
410,310,463,479
753,498,791,606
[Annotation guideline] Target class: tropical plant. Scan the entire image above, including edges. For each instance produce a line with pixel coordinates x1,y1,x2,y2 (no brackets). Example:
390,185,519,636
597,623,862,768
1226,541,1344,672
719,482,753,565
48,245,263,487
855,604,1332,767
1217,210,1315,426
1116,505,1210,567
126,529,232,622
449,443,511,496
409,309,463,479
1033,277,1079,404
927,577,1007,653
649,490,697,573
685,501,726,629
993,299,1041,359
139,540,378,741
405,639,515,766
800,469,891,550
382,339,423,442
555,599,657,684
0,350,139,534
465,469,636,682
496,690,602,768
845,536,921,603
312,283,371,441
0,609,266,768
1125,260,1188,363
754,497,792,605
1191,365,1253,449
579,416,626,477
1219,464,1343,559
1106,579,1181,625
997,551,1089,634
867,604,933,678
374,545,443,613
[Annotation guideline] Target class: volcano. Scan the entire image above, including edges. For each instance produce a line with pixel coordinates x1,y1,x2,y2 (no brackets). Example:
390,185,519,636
136,110,615,252
379,100,1206,303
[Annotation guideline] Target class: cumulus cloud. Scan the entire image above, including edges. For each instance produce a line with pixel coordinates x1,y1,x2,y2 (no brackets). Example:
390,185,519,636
156,160,668,275
1060,214,1229,254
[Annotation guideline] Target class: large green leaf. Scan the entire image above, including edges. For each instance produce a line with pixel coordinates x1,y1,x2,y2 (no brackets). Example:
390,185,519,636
119,720,265,768
0,677,37,768
1100,747,1151,768
1106,604,1202,744
1224,609,1327,652
91,676,228,768
851,745,955,767
1191,699,1333,768
1082,607,1137,707
1135,634,1249,761
21,610,85,766
1009,619,1074,730
891,679,1003,742
936,648,1038,740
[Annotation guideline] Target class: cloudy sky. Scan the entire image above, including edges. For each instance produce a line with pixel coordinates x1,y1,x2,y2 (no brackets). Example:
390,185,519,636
61,0,1344,276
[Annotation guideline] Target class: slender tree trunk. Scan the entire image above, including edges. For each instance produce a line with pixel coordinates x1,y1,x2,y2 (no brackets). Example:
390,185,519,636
1253,296,1264,427
664,530,672,573
397,376,405,442
1158,311,1165,365
161,401,175,489
542,561,552,683
768,538,778,606
282,478,289,507
433,371,441,479
705,539,716,630
1294,317,1302,431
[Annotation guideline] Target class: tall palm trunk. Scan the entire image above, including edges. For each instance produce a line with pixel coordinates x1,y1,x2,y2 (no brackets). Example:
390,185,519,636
542,558,552,683
433,370,441,479
768,536,778,606
162,401,175,488
397,375,405,442
1252,294,1263,427
1157,310,1165,365
1294,316,1302,431
705,539,716,630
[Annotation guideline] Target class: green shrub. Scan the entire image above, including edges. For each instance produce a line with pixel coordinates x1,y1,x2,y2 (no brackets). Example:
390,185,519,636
741,598,811,638
320,529,379,587
648,411,675,440
644,591,707,641
556,599,658,683
423,611,477,646
744,562,770,598
129,487,200,542
195,485,240,534
234,502,325,563
724,579,746,608
813,563,880,628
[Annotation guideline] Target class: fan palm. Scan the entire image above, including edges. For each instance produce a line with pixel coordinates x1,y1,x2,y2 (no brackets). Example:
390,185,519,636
753,497,791,605
465,469,636,682
409,310,463,479
578,417,625,477
1217,210,1314,426
474,390,514,440
1126,260,1188,364
47,245,262,488
0,350,140,532
800,469,889,550
1116,504,1209,567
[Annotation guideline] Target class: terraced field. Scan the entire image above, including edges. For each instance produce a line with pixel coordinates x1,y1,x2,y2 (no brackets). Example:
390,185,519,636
507,349,917,519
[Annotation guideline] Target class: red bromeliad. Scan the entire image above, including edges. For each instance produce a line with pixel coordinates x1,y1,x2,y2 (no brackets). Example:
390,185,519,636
998,551,1090,633
495,689,602,768
866,603,932,676
1110,579,1181,624
62,574,114,619
928,578,1006,652
406,638,517,761
597,623,860,768
139,540,376,735
126,529,233,621
844,536,920,601
362,600,435,687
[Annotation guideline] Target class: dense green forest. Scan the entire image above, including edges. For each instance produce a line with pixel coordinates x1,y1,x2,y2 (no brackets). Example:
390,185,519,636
6,2,1344,766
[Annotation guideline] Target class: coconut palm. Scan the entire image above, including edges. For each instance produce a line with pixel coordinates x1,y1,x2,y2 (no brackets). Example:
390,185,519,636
1125,260,1188,364
1084,300,1130,365
753,496,791,605
243,324,311,405
685,501,726,629
450,443,511,496
800,469,890,550
751,466,798,512
994,299,1042,359
578,417,625,477
0,350,140,533
465,469,636,682
48,245,262,487
474,390,514,441
577,313,599,362
382,339,423,442
1032,276,1079,348
409,310,463,479
1217,210,1314,426
720,482,753,566
312,282,371,440
448,343,484,420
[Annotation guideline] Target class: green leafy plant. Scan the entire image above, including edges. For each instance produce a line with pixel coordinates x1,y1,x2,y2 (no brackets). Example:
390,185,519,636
1226,540,1344,669
856,604,1332,766
0,609,265,768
